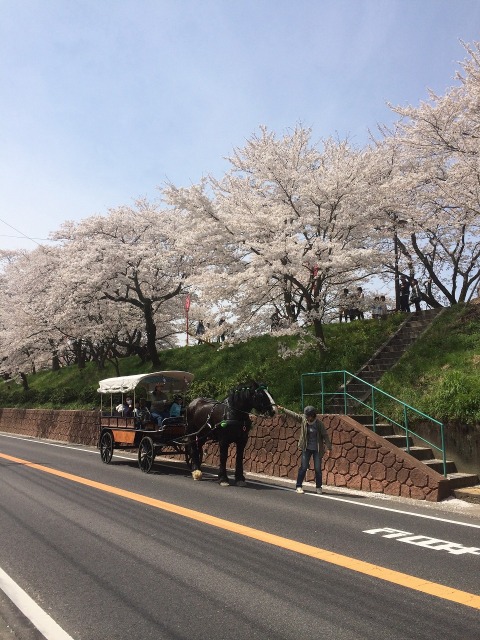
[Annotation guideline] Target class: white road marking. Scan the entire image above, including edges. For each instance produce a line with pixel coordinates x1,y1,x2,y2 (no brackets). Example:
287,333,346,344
0,433,96,454
364,527,480,556
247,480,480,529
0,566,74,640
2,433,480,530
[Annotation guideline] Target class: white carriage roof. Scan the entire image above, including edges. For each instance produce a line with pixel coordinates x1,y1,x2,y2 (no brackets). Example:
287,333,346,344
97,371,194,394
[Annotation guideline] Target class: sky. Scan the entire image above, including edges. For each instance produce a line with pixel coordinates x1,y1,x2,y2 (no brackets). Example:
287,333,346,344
1,0,480,252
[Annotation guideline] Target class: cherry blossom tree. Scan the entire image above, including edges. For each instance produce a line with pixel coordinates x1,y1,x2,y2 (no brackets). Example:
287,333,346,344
0,247,67,384
53,199,194,367
164,126,378,347
381,41,480,305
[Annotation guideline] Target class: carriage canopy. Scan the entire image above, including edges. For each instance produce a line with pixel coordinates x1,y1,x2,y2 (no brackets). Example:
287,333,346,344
97,371,194,395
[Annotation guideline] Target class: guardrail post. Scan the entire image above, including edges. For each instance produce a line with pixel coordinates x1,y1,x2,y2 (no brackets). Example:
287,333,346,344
371,388,376,434
343,371,347,415
404,405,410,453
320,373,325,414
441,423,447,477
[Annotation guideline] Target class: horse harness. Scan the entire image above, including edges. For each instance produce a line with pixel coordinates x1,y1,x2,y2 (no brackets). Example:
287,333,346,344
208,399,251,433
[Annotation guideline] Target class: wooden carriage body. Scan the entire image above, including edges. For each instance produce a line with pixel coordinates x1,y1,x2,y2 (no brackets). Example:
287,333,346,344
97,371,194,472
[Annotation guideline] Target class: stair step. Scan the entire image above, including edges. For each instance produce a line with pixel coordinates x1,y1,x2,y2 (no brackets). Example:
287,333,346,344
453,485,480,504
349,414,376,424
368,363,397,370
391,340,417,345
362,365,381,371
422,458,458,474
346,384,371,393
360,370,378,378
365,423,395,436
406,446,435,461
334,397,365,408
383,434,414,448
446,472,480,489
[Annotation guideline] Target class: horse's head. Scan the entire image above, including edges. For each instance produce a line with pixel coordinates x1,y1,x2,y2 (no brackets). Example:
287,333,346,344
227,381,276,417
250,381,276,417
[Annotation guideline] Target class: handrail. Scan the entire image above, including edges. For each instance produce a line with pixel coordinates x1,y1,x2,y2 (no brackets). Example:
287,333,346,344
301,370,447,477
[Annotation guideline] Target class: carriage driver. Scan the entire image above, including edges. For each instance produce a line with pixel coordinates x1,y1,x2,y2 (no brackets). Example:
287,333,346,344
150,379,169,426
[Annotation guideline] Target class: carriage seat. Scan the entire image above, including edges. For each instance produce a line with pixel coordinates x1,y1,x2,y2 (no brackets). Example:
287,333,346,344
134,409,155,430
158,415,186,439
160,416,185,428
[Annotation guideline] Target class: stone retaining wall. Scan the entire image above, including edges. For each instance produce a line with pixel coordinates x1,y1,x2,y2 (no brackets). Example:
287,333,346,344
0,408,450,501
0,408,98,446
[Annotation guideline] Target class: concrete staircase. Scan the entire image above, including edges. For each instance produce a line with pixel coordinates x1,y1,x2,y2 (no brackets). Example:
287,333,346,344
328,309,480,502
330,309,443,411
349,414,479,500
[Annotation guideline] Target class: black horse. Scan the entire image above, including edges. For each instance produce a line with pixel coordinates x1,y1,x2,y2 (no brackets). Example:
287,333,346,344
185,381,276,486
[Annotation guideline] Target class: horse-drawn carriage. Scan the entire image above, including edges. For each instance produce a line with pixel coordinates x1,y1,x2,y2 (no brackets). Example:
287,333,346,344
98,370,277,484
97,370,194,473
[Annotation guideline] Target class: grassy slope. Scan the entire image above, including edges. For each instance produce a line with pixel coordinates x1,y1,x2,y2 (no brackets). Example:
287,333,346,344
1,305,479,424
0,314,404,412
380,304,480,423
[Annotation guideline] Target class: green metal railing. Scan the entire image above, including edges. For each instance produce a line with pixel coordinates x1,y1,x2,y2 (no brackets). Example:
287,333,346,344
301,370,447,477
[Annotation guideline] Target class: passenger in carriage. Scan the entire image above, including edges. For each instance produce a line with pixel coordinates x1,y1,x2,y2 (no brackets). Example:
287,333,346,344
150,380,169,425
169,395,183,418
115,398,133,416
134,398,151,427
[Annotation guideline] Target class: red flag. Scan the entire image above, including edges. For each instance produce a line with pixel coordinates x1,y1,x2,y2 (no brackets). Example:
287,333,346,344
185,295,191,312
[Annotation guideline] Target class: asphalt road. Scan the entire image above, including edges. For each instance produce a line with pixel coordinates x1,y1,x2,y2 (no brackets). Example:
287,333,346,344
0,433,479,640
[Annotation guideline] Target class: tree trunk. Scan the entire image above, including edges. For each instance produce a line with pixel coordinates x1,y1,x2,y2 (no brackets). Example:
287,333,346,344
313,318,326,354
20,372,29,391
143,301,161,368
51,353,60,371
73,340,86,370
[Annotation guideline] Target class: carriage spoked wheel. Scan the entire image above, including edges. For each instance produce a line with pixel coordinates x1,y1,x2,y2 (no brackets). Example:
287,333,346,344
100,430,114,464
138,436,155,473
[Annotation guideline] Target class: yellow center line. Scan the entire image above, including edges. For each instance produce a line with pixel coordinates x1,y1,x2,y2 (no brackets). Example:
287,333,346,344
2,452,479,610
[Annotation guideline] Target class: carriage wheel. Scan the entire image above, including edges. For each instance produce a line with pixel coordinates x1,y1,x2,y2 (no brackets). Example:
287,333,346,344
100,430,114,464
138,436,155,473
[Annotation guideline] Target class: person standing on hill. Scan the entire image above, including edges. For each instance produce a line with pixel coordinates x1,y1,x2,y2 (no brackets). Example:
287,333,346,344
379,295,388,319
339,288,351,322
399,275,411,312
196,320,205,343
409,278,422,314
353,286,365,320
